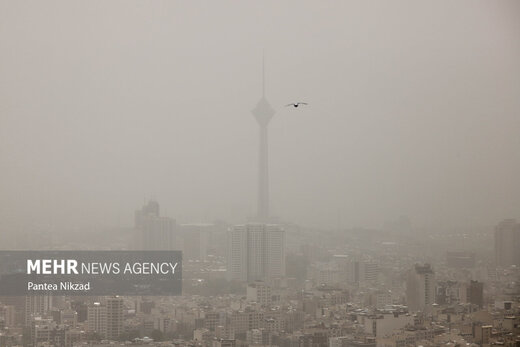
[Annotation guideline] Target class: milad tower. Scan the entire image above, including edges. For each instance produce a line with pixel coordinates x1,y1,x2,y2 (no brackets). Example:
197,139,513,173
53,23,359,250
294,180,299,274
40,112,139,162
225,61,285,283
251,59,275,222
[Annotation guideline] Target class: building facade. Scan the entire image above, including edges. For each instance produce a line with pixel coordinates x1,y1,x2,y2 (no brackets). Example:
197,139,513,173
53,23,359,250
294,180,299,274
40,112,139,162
406,264,435,313
135,200,176,250
227,224,285,283
495,219,520,267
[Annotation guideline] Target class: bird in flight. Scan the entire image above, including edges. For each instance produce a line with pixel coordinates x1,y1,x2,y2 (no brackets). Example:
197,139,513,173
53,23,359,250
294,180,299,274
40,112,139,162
285,102,308,108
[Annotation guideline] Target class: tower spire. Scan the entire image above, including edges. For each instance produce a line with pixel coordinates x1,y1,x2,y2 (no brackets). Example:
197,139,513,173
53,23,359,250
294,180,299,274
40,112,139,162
262,54,265,98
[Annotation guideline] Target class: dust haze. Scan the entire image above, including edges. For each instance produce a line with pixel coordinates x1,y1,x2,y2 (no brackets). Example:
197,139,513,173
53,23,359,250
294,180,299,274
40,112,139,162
1,0,520,233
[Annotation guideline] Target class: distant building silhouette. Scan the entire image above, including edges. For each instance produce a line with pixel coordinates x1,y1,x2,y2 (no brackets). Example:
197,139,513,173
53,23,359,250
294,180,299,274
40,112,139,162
347,260,380,286
406,264,435,313
467,280,484,309
227,223,285,282
436,280,462,306
446,251,476,268
134,200,176,250
105,296,123,340
179,223,212,262
495,219,520,267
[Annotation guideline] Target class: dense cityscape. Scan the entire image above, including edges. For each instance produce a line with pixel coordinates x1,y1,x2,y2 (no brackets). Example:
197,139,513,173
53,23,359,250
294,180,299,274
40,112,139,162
0,202,519,347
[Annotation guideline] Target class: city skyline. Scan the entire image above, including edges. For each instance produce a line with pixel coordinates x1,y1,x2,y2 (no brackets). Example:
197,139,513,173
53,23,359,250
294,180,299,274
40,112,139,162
1,2,520,346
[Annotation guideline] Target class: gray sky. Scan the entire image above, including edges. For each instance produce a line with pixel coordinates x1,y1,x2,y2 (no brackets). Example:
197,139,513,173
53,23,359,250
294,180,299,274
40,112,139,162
1,1,519,230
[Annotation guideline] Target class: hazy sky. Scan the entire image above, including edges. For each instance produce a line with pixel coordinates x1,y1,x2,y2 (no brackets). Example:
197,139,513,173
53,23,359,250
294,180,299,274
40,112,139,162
1,1,519,231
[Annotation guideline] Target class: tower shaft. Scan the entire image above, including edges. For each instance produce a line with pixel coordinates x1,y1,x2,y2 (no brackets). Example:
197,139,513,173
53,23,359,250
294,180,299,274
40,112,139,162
257,125,269,221
251,58,275,222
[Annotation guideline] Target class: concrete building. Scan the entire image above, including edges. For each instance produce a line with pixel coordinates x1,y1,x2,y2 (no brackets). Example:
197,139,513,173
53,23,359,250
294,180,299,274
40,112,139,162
179,223,211,262
212,339,236,347
87,302,107,337
0,305,16,328
227,223,285,282
361,313,415,338
105,296,123,340
135,200,176,250
29,318,79,347
246,328,270,345
467,280,484,309
24,295,53,326
473,325,492,346
309,262,345,286
406,264,435,313
347,261,380,286
193,328,212,342
215,325,235,340
495,219,520,267
229,310,264,334
227,226,248,281
436,280,464,306
59,309,77,328
367,290,393,310
446,251,476,268
247,281,272,306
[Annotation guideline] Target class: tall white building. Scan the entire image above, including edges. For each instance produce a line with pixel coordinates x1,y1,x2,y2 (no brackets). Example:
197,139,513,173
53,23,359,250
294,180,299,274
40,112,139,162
406,264,435,313
227,224,285,282
87,302,107,338
266,226,285,279
227,226,248,281
106,296,124,340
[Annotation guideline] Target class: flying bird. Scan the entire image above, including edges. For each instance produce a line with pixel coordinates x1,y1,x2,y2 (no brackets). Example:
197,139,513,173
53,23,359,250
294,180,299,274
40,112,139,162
285,102,308,108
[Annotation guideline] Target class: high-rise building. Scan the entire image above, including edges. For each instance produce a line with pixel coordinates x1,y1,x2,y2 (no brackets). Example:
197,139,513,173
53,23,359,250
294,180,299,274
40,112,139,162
87,302,107,338
179,223,211,262
347,260,380,286
406,264,435,313
135,200,176,250
495,219,520,267
227,226,248,281
227,224,285,282
467,280,484,309
0,305,16,328
105,296,123,340
266,226,285,280
25,295,53,326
